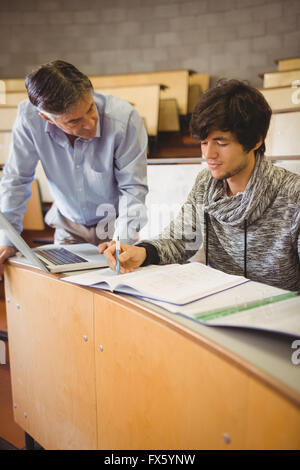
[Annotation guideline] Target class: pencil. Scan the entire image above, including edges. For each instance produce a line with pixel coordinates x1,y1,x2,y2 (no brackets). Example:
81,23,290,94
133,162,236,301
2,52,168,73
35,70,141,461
116,235,120,275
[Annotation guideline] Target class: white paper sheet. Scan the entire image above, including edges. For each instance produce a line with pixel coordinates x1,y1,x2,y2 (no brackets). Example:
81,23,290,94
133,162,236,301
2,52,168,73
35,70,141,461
62,262,247,305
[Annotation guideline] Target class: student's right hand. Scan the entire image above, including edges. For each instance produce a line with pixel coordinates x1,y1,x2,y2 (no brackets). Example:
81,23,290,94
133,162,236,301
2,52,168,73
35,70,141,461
99,242,146,274
0,246,17,279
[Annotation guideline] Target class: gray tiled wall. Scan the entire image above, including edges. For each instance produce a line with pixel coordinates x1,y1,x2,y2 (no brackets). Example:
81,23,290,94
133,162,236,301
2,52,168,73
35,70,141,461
0,0,300,86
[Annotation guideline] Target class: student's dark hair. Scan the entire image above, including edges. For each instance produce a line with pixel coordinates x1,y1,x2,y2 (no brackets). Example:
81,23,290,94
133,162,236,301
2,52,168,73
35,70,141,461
190,79,272,156
25,60,93,115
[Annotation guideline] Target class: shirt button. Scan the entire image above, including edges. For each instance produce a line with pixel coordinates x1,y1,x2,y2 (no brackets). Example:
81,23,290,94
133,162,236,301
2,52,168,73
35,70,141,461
78,188,82,192
76,165,80,169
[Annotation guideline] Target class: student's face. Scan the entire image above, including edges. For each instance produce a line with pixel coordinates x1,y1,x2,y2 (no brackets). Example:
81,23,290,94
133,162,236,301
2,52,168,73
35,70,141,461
45,93,98,139
200,129,256,181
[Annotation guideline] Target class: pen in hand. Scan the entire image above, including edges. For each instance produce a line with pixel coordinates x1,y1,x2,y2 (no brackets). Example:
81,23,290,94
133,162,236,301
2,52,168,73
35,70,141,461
99,241,147,274
116,235,120,275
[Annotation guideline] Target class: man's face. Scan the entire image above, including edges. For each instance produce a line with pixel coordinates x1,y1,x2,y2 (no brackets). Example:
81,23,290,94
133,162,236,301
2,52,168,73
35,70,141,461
46,93,98,139
200,129,256,181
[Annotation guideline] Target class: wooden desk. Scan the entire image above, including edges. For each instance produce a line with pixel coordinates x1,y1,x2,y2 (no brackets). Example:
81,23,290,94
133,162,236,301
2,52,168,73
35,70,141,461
261,69,300,88
265,110,300,157
94,85,160,136
90,70,191,115
0,92,27,106
4,262,300,450
275,57,300,72
0,106,18,132
259,86,300,112
0,79,26,93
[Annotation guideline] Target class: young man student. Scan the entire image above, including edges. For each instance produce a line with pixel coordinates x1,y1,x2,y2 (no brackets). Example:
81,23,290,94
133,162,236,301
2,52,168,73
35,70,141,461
100,79,300,291
0,61,148,275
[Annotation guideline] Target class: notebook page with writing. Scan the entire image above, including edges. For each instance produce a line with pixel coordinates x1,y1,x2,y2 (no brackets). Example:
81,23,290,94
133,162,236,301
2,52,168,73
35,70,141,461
62,262,247,305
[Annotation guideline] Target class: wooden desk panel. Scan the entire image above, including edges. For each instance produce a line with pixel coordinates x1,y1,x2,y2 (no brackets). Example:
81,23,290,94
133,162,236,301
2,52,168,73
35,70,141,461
265,111,300,156
276,57,300,72
0,131,11,165
1,92,27,106
246,379,300,450
22,180,45,231
0,79,26,93
94,85,160,136
94,294,249,450
263,70,300,88
0,106,18,131
90,70,190,115
259,86,300,112
4,263,300,450
158,99,180,132
188,74,210,113
5,266,97,450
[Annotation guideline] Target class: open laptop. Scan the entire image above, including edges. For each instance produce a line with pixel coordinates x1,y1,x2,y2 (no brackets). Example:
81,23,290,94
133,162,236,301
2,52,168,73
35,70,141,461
0,211,108,273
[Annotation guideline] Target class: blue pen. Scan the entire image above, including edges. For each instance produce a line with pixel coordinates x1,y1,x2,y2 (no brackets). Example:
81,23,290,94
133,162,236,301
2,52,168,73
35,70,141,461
116,235,120,275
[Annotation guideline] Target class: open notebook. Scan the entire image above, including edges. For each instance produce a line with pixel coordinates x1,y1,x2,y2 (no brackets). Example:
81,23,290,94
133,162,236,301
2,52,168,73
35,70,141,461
62,262,248,305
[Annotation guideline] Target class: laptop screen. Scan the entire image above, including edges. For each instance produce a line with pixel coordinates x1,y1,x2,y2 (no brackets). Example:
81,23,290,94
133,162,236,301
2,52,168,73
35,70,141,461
0,212,49,272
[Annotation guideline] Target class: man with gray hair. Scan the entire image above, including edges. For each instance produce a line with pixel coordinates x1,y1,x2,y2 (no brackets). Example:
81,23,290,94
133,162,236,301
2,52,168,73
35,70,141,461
0,60,148,273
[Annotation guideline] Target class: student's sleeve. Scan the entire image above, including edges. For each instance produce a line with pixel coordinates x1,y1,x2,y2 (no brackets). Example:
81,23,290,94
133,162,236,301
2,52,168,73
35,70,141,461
297,222,300,288
291,186,300,289
0,107,39,246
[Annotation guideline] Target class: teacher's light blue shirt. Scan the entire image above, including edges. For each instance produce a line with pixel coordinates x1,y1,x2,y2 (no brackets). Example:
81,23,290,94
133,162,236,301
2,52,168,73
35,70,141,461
0,92,148,246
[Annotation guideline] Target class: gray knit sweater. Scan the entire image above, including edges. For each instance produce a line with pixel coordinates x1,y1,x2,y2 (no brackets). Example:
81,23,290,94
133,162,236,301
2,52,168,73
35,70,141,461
143,155,300,291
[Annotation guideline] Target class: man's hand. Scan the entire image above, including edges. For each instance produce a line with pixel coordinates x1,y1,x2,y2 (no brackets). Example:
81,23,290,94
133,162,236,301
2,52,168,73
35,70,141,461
99,242,146,274
0,246,17,279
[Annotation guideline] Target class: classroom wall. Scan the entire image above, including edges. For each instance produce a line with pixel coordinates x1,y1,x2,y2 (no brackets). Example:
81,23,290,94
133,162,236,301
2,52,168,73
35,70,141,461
0,0,300,86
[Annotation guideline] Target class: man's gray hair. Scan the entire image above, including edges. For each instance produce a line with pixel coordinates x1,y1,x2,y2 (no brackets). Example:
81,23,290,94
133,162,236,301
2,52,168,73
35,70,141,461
25,60,93,115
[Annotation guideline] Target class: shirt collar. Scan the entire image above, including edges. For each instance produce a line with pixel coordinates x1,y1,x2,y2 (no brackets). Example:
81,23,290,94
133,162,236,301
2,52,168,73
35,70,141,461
94,106,101,138
44,118,53,135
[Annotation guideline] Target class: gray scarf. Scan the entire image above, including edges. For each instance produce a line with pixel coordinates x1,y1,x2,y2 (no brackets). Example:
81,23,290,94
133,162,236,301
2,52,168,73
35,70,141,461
203,154,283,227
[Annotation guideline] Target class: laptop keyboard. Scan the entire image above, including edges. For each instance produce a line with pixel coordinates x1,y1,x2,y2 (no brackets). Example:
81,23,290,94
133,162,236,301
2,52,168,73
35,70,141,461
36,247,88,265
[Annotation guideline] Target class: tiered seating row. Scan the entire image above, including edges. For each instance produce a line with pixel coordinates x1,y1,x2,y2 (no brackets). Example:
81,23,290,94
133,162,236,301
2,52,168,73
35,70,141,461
0,71,210,135
2,59,300,208
259,56,300,175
